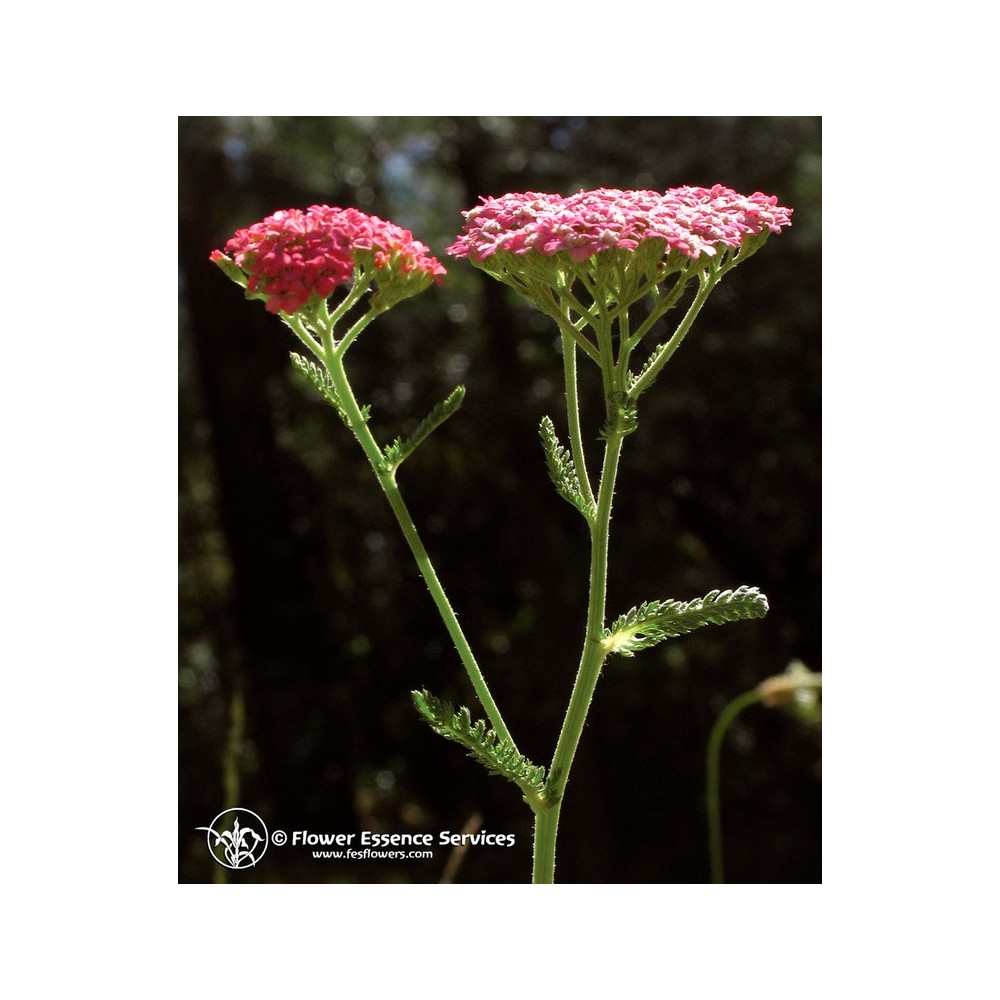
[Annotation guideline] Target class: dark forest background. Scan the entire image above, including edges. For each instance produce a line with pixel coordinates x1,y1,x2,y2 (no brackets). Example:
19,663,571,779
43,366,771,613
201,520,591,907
179,116,821,884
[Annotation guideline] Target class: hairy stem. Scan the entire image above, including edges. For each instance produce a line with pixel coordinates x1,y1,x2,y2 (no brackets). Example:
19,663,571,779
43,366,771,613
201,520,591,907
561,331,595,512
532,421,626,883
628,269,719,400
320,330,518,752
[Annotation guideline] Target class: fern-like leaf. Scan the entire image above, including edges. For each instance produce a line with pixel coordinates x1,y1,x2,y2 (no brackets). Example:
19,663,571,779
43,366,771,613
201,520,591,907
603,586,769,657
627,341,670,395
382,385,465,471
290,352,370,424
411,690,546,798
539,416,596,520
289,352,346,418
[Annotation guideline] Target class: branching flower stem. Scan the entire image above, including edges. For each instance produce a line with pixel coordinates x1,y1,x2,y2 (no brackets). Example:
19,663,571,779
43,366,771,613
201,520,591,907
284,312,325,362
624,270,692,352
628,267,720,400
315,315,518,754
530,264,730,880
531,312,630,880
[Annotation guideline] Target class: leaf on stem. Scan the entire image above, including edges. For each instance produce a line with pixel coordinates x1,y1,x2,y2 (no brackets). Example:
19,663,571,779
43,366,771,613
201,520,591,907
602,586,769,657
411,690,546,798
600,392,639,439
290,352,347,417
290,352,370,424
539,416,596,520
627,341,671,398
382,385,465,472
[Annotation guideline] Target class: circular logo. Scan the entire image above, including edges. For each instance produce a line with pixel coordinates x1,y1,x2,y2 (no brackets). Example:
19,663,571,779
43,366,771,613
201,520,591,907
196,808,269,869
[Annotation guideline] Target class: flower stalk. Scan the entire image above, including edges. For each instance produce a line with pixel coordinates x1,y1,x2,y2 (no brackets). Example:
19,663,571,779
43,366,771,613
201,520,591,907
532,414,626,882
322,335,517,751
706,664,822,883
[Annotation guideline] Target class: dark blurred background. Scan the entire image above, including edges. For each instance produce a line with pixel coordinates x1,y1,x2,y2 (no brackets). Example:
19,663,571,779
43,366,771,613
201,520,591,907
179,116,821,884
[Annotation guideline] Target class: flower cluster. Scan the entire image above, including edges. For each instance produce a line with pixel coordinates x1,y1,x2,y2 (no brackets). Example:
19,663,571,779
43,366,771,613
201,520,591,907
447,185,792,264
212,205,445,315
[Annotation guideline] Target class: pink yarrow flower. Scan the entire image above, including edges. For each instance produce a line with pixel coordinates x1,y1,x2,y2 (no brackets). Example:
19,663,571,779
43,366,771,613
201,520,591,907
448,185,792,264
212,205,446,315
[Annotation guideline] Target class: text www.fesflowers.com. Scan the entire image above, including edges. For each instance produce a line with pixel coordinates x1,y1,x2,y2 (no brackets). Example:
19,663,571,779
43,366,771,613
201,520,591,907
312,848,435,860
269,829,515,861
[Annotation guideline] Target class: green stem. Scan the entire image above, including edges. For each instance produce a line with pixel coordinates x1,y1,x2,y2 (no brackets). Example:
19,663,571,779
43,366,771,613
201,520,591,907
541,287,600,364
531,801,559,884
561,331,595,512
335,306,377,356
706,687,762,884
628,269,719,401
320,331,518,753
328,270,372,328
532,424,626,883
554,271,601,332
283,313,326,362
624,270,693,352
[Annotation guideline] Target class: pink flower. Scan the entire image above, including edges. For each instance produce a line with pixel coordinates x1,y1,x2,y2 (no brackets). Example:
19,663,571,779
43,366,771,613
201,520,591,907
448,185,792,264
213,205,446,315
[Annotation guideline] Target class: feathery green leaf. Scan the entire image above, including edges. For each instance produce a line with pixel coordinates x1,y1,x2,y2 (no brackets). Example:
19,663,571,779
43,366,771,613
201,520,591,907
600,392,639,438
603,586,769,657
627,341,672,398
411,690,546,798
290,352,346,418
539,416,596,520
290,352,370,424
383,385,465,471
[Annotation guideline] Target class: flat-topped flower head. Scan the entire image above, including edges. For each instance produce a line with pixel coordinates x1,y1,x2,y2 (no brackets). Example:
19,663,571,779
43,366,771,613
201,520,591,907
212,205,446,316
448,185,792,265
449,186,792,387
